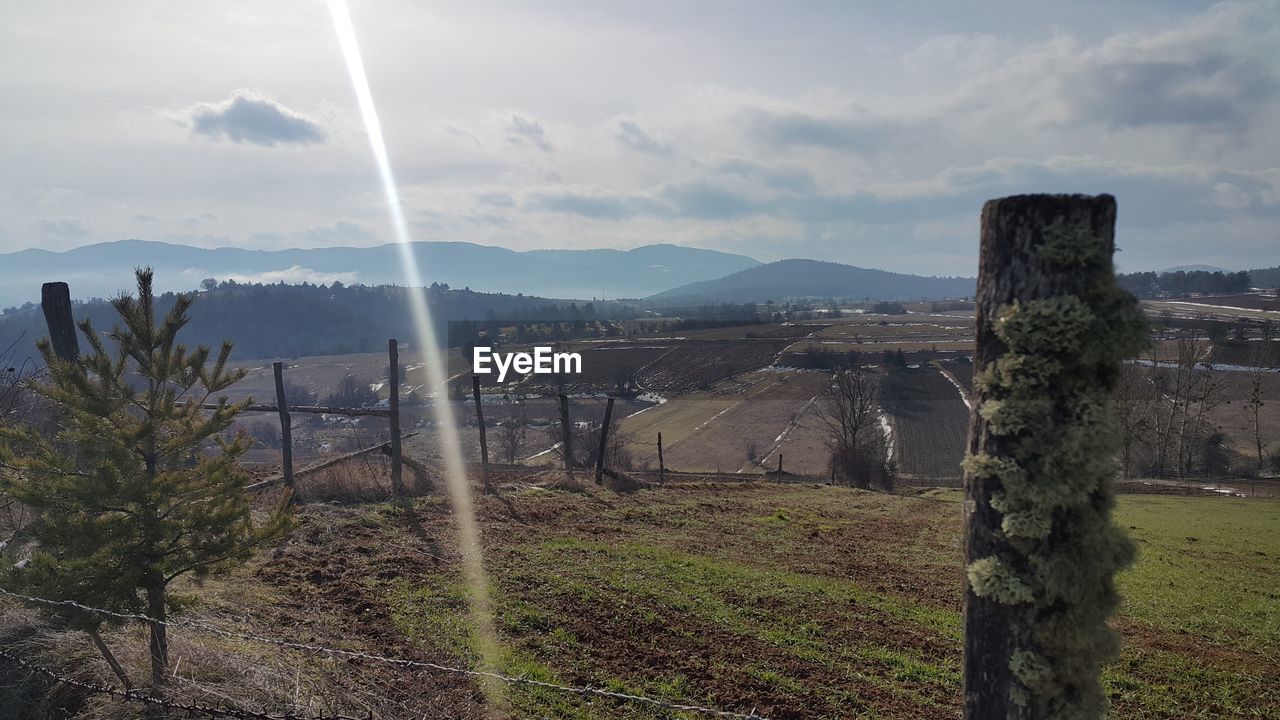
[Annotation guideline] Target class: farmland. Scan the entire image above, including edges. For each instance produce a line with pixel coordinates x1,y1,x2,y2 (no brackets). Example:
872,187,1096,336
880,365,971,483
214,298,1280,489
19,477,1272,719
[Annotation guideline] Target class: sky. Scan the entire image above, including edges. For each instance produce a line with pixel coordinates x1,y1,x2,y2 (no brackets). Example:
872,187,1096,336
1,0,1278,277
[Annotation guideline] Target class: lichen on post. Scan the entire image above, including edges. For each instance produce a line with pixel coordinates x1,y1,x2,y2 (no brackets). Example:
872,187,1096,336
963,194,1148,720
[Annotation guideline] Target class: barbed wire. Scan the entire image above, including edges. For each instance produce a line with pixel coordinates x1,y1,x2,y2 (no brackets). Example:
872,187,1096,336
0,586,772,720
0,648,364,720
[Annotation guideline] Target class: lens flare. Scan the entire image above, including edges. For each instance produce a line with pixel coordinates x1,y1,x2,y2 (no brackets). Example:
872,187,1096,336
326,0,504,703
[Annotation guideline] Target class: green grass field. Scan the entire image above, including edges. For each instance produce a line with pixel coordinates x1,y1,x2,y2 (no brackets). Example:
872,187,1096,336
253,483,1278,719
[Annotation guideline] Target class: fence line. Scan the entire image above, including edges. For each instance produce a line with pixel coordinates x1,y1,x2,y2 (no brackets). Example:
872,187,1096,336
0,648,362,720
0,586,772,720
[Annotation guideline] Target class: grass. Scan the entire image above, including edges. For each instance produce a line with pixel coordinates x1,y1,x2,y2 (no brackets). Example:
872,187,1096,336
354,484,1279,718
1113,495,1280,657
59,482,1257,719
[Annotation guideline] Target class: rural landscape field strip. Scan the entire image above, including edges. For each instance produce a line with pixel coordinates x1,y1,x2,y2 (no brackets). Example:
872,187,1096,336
210,483,1279,719
880,367,971,482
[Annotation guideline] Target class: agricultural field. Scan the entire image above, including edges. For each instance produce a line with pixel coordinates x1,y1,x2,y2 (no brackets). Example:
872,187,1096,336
881,365,972,484
227,349,472,404
1144,298,1280,322
26,478,1274,719
635,340,792,394
618,367,831,475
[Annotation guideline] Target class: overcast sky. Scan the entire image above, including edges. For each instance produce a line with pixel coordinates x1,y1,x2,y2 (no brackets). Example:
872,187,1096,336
2,0,1277,276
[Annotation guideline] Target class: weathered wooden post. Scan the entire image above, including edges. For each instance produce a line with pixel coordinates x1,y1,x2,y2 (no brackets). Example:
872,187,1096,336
472,375,494,493
594,397,615,483
40,282,79,362
962,194,1146,720
657,432,665,482
388,339,404,497
272,362,295,496
777,454,782,475
558,393,574,471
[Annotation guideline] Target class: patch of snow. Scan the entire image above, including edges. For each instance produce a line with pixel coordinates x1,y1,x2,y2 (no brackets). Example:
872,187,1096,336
878,410,895,461
937,366,973,410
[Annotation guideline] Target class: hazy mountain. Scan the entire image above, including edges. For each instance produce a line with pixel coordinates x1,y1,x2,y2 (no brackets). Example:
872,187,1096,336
0,240,760,307
647,259,975,305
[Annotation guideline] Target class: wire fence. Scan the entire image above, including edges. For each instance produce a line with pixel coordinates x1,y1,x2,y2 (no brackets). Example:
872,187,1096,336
0,648,363,720
0,586,772,720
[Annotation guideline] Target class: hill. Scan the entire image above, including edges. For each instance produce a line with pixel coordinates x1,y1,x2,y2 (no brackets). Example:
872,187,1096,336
1250,266,1280,289
646,259,974,305
0,281,629,360
0,240,760,307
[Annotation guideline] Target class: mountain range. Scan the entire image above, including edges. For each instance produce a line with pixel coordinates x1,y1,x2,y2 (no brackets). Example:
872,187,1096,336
648,259,976,305
0,240,760,307
3,240,1272,309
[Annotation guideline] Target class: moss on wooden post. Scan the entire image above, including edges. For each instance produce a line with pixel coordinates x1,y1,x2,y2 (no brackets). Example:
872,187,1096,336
963,194,1148,719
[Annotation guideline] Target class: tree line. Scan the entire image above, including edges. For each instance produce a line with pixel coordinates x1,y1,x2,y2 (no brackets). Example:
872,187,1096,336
0,281,635,361
1117,269,1251,298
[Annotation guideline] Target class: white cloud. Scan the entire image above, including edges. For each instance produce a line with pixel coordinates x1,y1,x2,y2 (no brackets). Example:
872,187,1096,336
1210,182,1250,210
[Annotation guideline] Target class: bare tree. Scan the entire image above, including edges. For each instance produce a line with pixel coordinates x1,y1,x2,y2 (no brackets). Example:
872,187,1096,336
549,406,632,471
1247,374,1265,475
327,373,378,407
498,402,529,464
1145,339,1223,475
1113,364,1153,479
247,418,282,449
814,367,890,488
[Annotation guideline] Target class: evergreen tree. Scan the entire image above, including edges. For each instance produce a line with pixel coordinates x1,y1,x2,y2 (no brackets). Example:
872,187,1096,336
0,269,290,688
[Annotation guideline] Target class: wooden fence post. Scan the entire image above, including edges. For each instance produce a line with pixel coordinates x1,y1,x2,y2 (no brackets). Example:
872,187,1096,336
40,282,79,362
559,393,574,471
595,397,615,483
272,362,294,496
963,194,1145,719
472,375,494,493
388,339,403,497
657,432,665,483
777,454,782,475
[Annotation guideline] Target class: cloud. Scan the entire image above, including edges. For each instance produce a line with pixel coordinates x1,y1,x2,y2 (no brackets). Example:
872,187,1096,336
186,92,325,146
218,265,360,286
247,220,380,249
476,191,515,207
132,213,159,222
181,211,221,228
527,191,665,220
33,187,84,207
1065,54,1275,131
743,107,902,151
710,158,815,194
506,113,553,151
615,120,672,155
30,218,90,239
1210,181,1250,210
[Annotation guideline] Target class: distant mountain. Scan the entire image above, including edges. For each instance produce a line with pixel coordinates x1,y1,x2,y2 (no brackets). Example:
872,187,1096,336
0,240,760,307
647,259,975,305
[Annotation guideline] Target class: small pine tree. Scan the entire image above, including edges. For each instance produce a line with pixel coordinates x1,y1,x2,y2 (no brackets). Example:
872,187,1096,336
0,269,290,688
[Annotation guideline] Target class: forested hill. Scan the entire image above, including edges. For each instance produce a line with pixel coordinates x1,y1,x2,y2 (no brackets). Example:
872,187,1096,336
646,259,975,305
0,281,630,361
1250,266,1280,289
1117,269,1252,298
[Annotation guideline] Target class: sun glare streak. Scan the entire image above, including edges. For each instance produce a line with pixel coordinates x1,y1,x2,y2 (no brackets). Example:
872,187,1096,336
326,0,504,702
